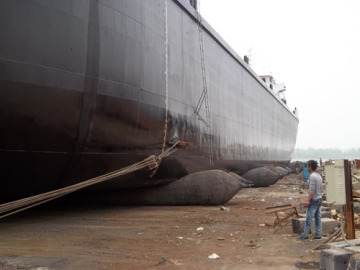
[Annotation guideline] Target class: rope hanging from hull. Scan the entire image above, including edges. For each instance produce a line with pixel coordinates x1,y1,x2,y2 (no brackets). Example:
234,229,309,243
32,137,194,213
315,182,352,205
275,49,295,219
0,141,182,219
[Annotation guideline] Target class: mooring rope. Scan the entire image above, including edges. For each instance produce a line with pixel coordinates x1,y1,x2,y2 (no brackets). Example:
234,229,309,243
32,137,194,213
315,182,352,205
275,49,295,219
0,141,180,219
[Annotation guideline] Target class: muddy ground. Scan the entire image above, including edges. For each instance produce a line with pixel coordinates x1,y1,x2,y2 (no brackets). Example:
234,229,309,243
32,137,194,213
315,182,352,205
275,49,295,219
0,173,324,270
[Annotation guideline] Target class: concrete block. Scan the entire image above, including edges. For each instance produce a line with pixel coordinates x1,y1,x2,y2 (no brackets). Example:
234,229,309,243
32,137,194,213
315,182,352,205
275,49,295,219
326,239,360,249
299,202,306,213
292,218,304,234
347,253,360,270
323,201,335,208
292,217,340,235
321,211,332,218
333,204,344,211
345,246,360,254
319,248,352,270
354,202,360,214
299,203,331,214
353,181,360,190
325,242,351,249
345,239,360,246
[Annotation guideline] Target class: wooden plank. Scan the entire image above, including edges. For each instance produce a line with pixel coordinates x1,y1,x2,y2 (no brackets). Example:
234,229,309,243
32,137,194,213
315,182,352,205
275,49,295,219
265,204,292,209
265,207,296,214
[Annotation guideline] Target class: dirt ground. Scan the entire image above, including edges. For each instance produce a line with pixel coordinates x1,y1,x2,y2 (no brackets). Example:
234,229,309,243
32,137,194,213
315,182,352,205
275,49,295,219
0,172,324,270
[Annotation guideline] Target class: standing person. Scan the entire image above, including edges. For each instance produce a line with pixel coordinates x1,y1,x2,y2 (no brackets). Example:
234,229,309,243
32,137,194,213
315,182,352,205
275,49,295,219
298,160,323,240
293,107,298,116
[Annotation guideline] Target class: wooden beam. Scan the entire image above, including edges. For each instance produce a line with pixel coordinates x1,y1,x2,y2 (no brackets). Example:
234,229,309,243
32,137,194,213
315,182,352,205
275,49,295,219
345,159,355,239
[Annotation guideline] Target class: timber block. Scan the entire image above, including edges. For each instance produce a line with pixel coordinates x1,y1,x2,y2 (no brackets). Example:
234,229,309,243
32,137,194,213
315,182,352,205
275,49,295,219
292,217,340,235
319,248,352,270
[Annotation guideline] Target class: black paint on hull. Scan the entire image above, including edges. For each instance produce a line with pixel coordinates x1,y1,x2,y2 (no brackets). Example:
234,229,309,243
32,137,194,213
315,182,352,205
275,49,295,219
0,0,298,202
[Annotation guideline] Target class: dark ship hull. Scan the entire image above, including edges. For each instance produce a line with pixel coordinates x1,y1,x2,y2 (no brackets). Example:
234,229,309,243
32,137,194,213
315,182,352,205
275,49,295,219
0,0,298,202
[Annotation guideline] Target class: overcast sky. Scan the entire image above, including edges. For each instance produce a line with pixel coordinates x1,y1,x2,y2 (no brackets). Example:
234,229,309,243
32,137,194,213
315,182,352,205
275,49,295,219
200,0,360,150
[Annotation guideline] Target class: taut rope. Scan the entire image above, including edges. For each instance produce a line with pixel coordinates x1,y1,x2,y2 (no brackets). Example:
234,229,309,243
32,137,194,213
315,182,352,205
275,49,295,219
0,141,180,219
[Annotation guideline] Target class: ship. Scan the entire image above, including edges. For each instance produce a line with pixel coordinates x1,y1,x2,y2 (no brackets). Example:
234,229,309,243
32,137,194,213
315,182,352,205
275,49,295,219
0,0,298,204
